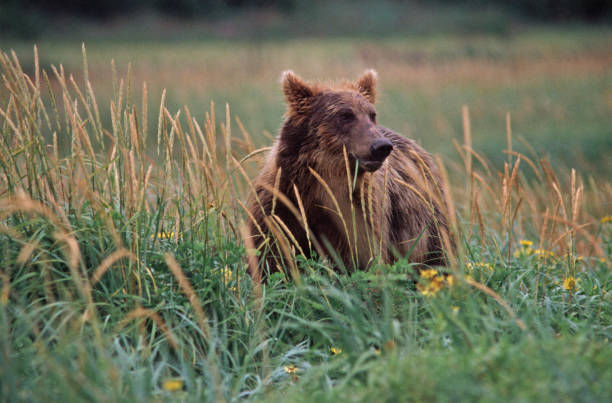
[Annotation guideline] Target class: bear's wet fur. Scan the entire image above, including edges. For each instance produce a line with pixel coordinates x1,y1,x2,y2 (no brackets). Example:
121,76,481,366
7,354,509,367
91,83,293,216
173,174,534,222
246,70,451,282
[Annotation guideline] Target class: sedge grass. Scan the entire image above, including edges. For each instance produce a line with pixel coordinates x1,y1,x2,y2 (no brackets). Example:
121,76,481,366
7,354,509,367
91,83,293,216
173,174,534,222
0,46,611,402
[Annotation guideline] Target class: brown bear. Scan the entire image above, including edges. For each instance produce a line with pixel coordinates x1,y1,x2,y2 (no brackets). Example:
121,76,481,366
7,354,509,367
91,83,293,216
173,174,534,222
245,70,451,282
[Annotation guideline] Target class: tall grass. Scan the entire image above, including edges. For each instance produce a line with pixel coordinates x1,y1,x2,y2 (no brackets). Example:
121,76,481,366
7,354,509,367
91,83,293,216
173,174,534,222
0,46,610,402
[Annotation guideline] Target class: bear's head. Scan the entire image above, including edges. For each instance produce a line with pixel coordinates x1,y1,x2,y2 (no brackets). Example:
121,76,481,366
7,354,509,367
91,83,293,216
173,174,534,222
279,70,393,173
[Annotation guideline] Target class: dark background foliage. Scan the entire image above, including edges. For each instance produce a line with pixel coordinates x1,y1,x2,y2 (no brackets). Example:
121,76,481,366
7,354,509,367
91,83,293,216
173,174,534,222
2,0,611,39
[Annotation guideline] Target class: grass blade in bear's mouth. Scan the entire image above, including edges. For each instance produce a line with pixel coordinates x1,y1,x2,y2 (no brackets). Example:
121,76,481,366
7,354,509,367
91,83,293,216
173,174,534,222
360,160,383,171
351,156,383,172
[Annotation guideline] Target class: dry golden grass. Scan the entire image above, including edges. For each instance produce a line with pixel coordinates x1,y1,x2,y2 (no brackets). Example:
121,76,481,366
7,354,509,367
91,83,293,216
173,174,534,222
1,42,611,402
0,45,609,304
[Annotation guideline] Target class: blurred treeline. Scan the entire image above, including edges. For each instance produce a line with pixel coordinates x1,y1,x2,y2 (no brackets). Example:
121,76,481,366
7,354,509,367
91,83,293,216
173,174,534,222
2,0,611,39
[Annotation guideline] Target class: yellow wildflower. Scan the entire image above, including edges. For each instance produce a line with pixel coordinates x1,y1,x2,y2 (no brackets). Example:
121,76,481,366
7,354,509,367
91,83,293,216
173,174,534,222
418,275,445,297
221,267,233,283
514,245,534,258
330,347,342,355
417,283,434,296
420,269,439,279
519,240,533,247
534,249,554,258
601,215,612,224
446,275,456,287
451,306,460,314
283,365,298,374
162,379,184,392
563,276,577,291
220,268,237,292
152,231,176,240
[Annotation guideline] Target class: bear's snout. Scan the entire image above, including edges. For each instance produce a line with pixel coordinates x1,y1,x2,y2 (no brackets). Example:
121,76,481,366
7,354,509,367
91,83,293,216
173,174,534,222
370,139,393,162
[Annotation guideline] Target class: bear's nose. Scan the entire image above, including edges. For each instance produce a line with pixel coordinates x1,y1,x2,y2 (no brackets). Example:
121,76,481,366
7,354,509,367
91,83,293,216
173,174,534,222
370,139,393,161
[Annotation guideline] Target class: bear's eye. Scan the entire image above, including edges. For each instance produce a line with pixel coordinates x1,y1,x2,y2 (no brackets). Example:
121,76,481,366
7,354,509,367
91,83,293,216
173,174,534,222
339,110,355,123
369,112,377,123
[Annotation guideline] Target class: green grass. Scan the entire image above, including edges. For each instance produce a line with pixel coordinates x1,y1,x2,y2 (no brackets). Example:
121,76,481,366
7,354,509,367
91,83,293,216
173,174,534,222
1,28,612,402
2,23,611,176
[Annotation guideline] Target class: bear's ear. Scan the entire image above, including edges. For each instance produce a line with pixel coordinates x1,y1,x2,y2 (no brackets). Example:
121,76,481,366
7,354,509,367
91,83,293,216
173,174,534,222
281,70,313,115
355,69,377,104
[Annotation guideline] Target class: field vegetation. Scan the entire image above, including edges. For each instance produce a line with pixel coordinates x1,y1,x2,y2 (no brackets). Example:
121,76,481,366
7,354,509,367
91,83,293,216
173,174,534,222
3,22,611,177
1,9,611,402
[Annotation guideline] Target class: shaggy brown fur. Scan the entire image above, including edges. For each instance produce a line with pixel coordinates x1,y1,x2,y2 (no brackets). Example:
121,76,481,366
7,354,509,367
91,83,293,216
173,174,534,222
246,70,450,281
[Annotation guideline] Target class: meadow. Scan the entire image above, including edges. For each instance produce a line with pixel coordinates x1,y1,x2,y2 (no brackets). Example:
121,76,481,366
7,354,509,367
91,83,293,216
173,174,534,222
4,23,612,175
1,22,611,402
